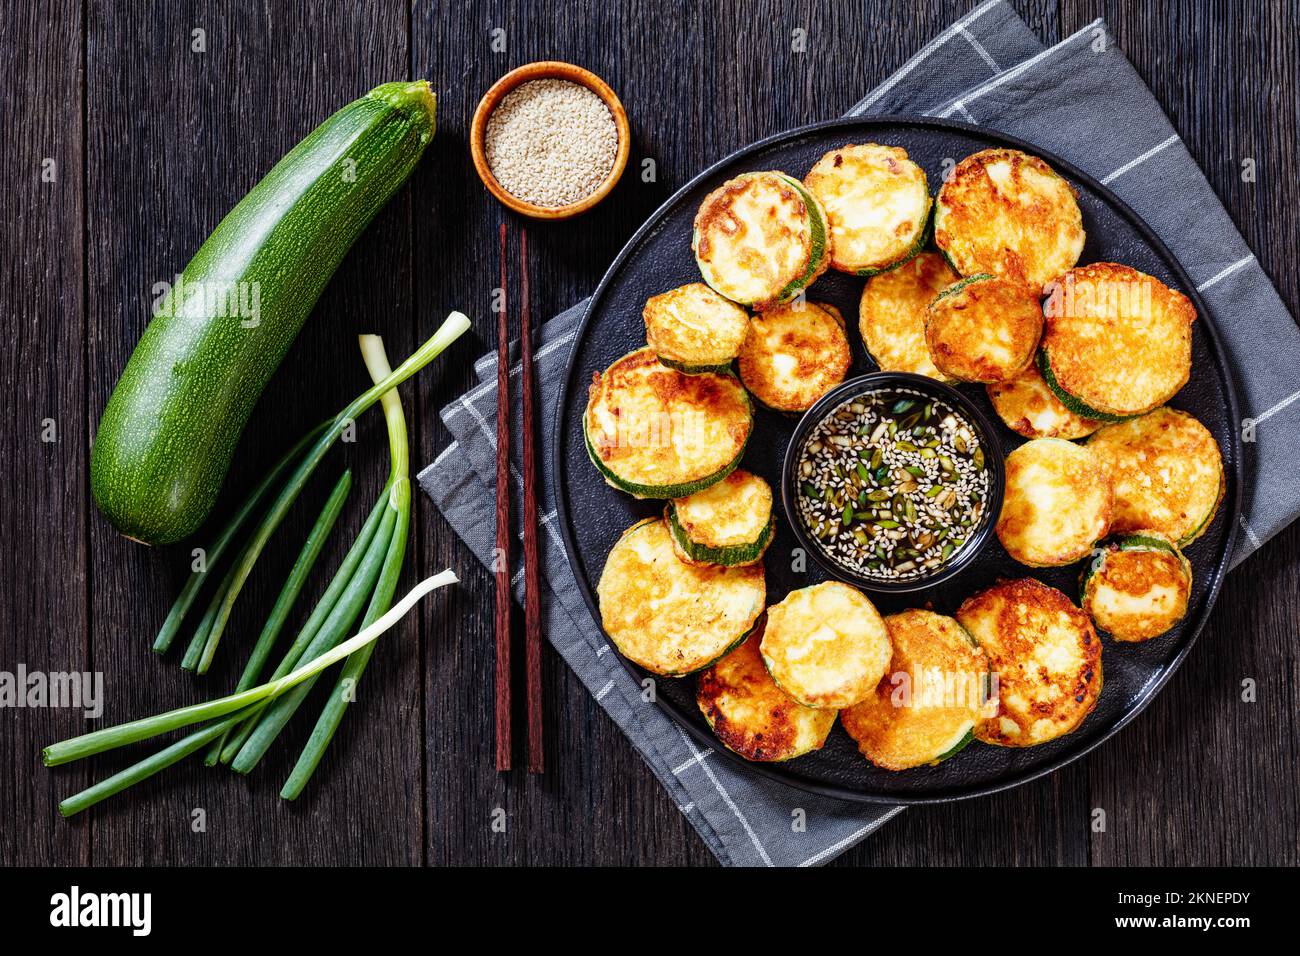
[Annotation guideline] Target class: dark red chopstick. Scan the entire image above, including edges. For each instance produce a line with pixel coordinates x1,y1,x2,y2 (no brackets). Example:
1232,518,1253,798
519,228,544,774
494,222,512,772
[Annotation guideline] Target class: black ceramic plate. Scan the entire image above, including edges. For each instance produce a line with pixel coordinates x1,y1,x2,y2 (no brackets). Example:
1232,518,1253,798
551,117,1242,804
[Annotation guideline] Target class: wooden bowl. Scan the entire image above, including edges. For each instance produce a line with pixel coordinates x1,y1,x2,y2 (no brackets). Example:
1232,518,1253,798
470,61,631,220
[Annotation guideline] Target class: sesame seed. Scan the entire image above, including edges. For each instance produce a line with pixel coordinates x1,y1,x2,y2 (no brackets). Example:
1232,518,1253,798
485,79,618,208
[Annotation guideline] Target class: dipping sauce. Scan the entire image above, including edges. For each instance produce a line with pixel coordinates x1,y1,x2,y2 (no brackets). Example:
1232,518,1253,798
794,388,991,582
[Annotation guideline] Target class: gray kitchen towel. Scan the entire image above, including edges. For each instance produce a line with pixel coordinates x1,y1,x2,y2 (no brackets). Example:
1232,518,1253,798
420,0,1300,866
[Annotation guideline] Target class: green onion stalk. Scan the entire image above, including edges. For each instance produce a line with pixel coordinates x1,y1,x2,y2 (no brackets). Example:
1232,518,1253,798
281,335,411,799
227,336,411,783
157,311,470,673
45,315,469,816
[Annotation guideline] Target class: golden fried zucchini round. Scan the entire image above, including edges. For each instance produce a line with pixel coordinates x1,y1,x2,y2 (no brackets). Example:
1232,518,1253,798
996,438,1113,566
760,581,891,709
858,251,958,380
692,171,829,310
956,578,1102,747
697,625,837,761
987,359,1101,439
1040,262,1196,420
1087,406,1224,545
643,282,751,373
584,347,752,499
925,274,1043,383
802,143,931,275
840,609,989,770
1081,532,1192,642
934,148,1084,292
597,518,765,676
737,301,850,412
667,468,773,567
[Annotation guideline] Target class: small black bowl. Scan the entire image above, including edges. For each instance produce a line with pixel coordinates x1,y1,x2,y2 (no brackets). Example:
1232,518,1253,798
780,372,1006,594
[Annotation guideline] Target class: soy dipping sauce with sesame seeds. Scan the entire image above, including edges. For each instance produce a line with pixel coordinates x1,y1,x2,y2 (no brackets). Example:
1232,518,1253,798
795,388,991,581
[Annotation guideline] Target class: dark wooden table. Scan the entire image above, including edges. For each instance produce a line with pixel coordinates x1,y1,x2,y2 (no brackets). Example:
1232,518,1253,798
3,0,1296,866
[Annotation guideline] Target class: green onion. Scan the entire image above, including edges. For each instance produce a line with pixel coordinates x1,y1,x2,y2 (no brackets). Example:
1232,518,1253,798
167,311,469,671
216,491,390,764
281,336,410,799
228,499,398,773
202,469,353,765
45,569,457,769
150,423,328,655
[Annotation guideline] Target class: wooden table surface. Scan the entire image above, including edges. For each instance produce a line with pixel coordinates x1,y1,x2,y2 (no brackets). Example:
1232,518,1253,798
3,0,1296,866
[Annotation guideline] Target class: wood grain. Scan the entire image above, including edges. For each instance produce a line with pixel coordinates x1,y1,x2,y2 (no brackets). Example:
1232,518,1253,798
494,222,513,771
0,0,1294,866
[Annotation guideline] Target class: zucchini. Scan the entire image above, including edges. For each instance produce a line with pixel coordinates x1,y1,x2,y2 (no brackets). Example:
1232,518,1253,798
643,282,750,373
692,171,827,310
91,82,437,545
995,438,1113,567
760,582,891,709
956,578,1103,747
737,301,850,412
584,347,752,499
697,627,836,762
1040,262,1195,419
802,143,931,276
841,609,988,771
666,469,774,566
597,518,765,676
924,273,1042,383
1080,533,1192,642
933,147,1084,292
986,359,1101,440
1087,407,1224,545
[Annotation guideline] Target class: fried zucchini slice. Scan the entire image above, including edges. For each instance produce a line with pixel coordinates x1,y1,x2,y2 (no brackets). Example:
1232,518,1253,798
858,251,958,380
692,171,829,309
644,282,751,373
987,359,1101,439
597,518,765,676
925,274,1043,383
1040,262,1196,420
802,143,931,275
841,609,989,770
697,625,837,761
584,347,752,499
956,578,1102,747
737,301,850,412
1081,532,1192,642
667,469,773,567
1087,406,1224,545
760,581,891,709
996,438,1113,567
934,147,1085,292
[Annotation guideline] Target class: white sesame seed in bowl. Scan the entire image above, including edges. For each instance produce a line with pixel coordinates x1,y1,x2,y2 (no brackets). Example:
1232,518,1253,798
471,62,630,220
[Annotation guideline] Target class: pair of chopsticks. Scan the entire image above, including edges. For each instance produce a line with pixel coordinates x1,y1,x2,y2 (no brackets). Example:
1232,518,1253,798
494,222,544,774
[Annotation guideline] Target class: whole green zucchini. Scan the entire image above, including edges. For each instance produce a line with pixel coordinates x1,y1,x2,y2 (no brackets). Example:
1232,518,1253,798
91,81,437,545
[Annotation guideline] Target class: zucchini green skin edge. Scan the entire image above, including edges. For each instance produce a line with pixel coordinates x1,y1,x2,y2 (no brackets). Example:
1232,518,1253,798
583,418,748,498
666,504,773,566
855,200,934,278
655,354,735,376
91,82,437,545
1037,349,1139,424
1079,533,1191,597
775,175,829,302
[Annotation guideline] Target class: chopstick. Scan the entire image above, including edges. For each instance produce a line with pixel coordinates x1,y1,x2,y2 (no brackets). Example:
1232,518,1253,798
519,228,544,774
494,222,512,772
